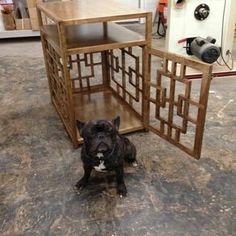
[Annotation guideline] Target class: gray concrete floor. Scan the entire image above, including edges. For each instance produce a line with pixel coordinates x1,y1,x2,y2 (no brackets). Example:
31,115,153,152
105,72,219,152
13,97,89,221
0,25,236,236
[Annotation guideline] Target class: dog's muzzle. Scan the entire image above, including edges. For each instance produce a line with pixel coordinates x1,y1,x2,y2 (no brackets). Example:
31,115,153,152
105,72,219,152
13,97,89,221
96,142,109,153
95,141,115,160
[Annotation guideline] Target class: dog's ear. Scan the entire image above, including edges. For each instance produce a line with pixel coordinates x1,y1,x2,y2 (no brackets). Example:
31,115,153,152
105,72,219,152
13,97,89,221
112,116,120,130
76,120,85,135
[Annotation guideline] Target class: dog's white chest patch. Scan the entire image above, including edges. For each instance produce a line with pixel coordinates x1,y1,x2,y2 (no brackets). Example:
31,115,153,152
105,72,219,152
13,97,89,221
94,160,107,172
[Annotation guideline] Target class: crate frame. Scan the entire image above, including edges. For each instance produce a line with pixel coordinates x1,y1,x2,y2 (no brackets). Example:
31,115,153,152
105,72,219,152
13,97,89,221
37,0,212,159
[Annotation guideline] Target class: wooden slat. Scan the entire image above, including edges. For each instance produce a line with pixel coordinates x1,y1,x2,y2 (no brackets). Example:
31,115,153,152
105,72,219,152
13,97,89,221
149,48,212,73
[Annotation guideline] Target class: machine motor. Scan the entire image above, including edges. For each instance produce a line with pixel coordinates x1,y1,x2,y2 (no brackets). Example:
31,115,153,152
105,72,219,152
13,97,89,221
189,36,221,64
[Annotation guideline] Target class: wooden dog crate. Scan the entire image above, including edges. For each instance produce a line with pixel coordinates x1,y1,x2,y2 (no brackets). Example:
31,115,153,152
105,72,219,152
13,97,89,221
37,0,212,159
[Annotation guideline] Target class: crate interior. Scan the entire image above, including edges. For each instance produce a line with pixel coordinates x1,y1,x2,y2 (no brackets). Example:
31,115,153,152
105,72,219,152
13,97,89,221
74,88,143,143
43,37,145,143
68,47,145,142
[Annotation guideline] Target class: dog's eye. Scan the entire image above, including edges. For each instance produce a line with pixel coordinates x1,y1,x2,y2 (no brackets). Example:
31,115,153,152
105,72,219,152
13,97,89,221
108,126,113,132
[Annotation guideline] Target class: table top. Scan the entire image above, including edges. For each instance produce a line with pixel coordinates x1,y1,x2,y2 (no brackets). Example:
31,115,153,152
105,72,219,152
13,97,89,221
37,0,149,24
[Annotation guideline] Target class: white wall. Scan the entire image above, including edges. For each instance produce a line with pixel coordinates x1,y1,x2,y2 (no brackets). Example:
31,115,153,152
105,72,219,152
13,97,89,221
140,0,158,23
140,0,158,14
119,0,140,8
117,0,157,23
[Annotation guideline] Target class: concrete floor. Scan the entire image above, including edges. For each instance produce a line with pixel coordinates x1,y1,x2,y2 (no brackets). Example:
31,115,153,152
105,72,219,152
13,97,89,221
0,26,236,236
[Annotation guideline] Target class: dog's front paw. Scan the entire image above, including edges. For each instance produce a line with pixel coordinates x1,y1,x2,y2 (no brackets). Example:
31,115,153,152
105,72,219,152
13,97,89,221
117,183,127,197
74,178,88,191
132,161,138,167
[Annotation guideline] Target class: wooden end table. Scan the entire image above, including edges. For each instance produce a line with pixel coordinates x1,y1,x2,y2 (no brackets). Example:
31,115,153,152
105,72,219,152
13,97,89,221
37,0,212,159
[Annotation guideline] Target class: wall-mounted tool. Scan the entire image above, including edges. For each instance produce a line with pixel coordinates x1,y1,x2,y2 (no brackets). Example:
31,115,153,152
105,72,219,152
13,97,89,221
194,4,210,21
178,36,220,63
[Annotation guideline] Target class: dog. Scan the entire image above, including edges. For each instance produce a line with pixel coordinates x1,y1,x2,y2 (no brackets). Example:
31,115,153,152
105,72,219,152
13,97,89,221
75,116,137,197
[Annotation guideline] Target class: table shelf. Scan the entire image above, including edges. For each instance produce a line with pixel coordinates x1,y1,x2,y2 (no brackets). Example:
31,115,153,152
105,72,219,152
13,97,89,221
41,22,145,55
74,87,144,144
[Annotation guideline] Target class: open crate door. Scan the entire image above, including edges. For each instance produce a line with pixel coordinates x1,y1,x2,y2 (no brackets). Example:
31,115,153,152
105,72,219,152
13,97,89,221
145,48,213,159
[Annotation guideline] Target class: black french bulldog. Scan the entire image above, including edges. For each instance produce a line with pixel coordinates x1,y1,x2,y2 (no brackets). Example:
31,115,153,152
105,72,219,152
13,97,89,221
75,116,137,197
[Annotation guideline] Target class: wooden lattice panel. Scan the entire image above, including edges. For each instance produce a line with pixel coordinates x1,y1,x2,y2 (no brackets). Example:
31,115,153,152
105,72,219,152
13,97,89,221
68,52,103,93
147,48,212,159
108,47,143,116
43,39,74,135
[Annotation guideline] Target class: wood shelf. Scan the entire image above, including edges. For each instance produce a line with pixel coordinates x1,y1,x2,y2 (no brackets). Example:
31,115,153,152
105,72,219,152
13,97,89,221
74,88,144,143
41,22,145,54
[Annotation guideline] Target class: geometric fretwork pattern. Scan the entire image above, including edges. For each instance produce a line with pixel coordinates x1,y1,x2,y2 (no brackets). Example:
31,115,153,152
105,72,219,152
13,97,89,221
68,52,103,93
44,39,73,134
147,48,212,159
108,47,143,115
153,69,192,134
